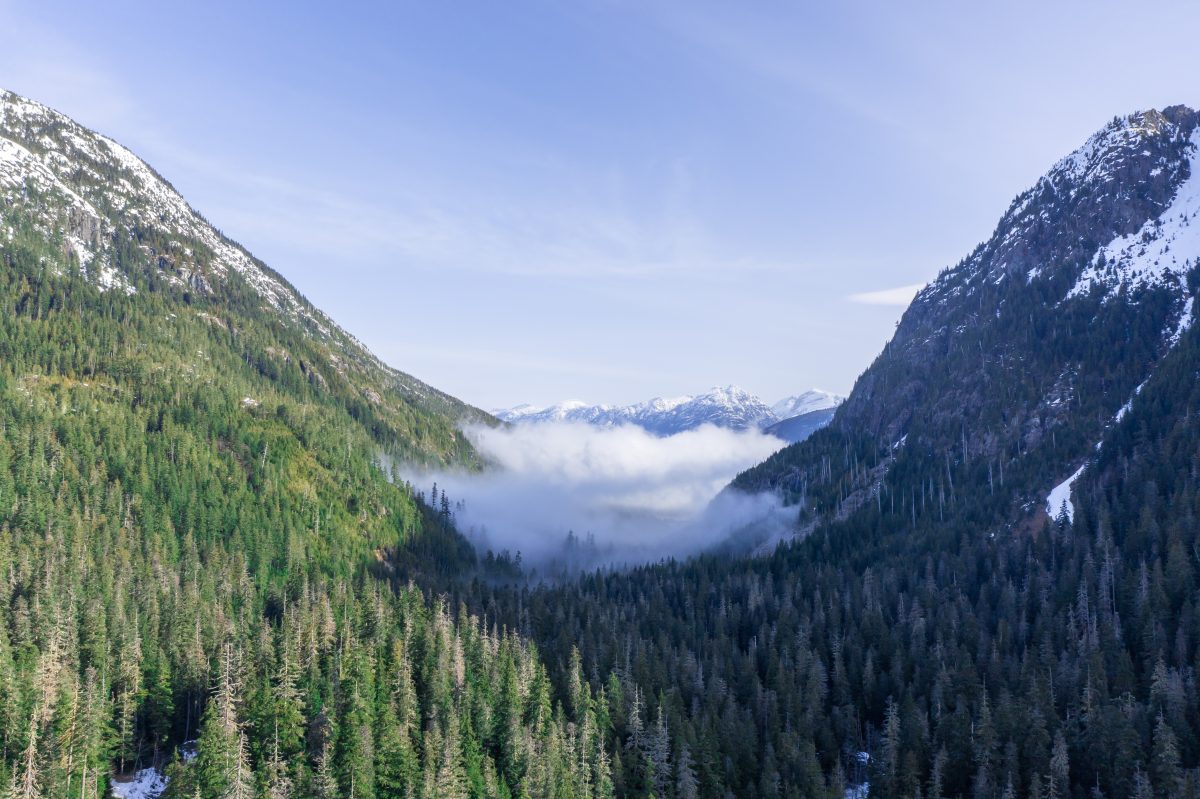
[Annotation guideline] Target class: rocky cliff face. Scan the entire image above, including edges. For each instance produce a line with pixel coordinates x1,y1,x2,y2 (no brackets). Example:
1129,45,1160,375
845,107,1197,444
737,107,1200,528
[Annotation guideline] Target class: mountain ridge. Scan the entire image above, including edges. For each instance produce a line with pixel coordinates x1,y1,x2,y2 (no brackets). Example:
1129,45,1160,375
0,87,491,465
737,104,1200,537
495,385,842,439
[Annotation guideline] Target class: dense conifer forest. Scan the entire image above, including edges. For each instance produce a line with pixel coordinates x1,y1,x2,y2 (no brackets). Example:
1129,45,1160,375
460,313,1200,796
3,92,1200,799
0,217,624,797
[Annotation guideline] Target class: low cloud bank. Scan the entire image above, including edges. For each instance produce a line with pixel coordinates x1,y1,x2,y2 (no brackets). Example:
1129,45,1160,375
409,422,795,569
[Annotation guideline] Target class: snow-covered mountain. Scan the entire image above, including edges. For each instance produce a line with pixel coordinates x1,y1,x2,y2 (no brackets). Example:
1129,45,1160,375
770,389,842,420
497,386,843,439
739,106,1200,526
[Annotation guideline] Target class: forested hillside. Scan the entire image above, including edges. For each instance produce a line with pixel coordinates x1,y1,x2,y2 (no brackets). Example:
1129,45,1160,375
5,88,1200,799
443,109,1200,799
0,90,489,468
462,313,1200,796
0,91,610,799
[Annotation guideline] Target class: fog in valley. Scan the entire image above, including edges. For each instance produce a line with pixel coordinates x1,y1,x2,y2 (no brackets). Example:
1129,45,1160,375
404,421,796,572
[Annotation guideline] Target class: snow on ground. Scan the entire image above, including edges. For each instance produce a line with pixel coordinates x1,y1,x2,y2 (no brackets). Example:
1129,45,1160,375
1067,129,1200,307
0,90,329,328
1169,297,1196,345
771,389,843,420
110,767,167,799
843,751,870,798
1051,112,1171,189
1046,464,1086,523
1115,379,1148,423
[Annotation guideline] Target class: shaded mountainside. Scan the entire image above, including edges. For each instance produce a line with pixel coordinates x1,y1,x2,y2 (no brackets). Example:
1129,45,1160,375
434,106,1200,799
737,106,1200,531
763,407,837,446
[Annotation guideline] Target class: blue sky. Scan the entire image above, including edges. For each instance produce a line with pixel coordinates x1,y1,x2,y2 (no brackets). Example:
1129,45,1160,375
3,0,1199,409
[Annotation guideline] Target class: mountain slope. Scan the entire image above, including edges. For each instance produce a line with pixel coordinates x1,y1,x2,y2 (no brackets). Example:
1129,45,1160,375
0,91,617,799
0,89,490,467
737,107,1200,530
451,106,1200,799
762,406,837,444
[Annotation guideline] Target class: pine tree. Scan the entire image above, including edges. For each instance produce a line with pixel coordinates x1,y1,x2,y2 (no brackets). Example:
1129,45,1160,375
1151,714,1183,799
195,645,247,799
1048,730,1070,799
264,724,292,799
11,717,39,799
228,729,254,799
311,743,340,799
881,695,901,797
648,706,671,799
1131,765,1154,799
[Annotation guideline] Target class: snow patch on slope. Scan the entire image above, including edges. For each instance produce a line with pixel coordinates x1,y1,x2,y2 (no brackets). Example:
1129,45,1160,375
1046,464,1086,523
1115,379,1148,423
1067,128,1200,313
110,767,167,799
1051,111,1172,189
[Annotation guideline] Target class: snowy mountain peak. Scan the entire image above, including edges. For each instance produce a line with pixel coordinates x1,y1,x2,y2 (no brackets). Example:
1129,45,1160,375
0,89,345,357
771,389,842,420
744,104,1200,500
916,104,1199,351
1065,125,1200,325
1049,108,1176,187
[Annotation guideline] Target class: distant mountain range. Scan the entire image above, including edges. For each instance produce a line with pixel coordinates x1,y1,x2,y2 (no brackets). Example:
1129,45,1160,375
495,386,842,441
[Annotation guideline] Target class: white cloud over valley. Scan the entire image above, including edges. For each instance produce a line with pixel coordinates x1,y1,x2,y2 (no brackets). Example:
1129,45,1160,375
408,422,793,568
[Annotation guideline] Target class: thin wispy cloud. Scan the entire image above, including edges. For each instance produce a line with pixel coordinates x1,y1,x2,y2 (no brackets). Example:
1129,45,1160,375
641,5,925,146
0,8,762,285
104,128,780,283
197,169,787,281
847,282,924,306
